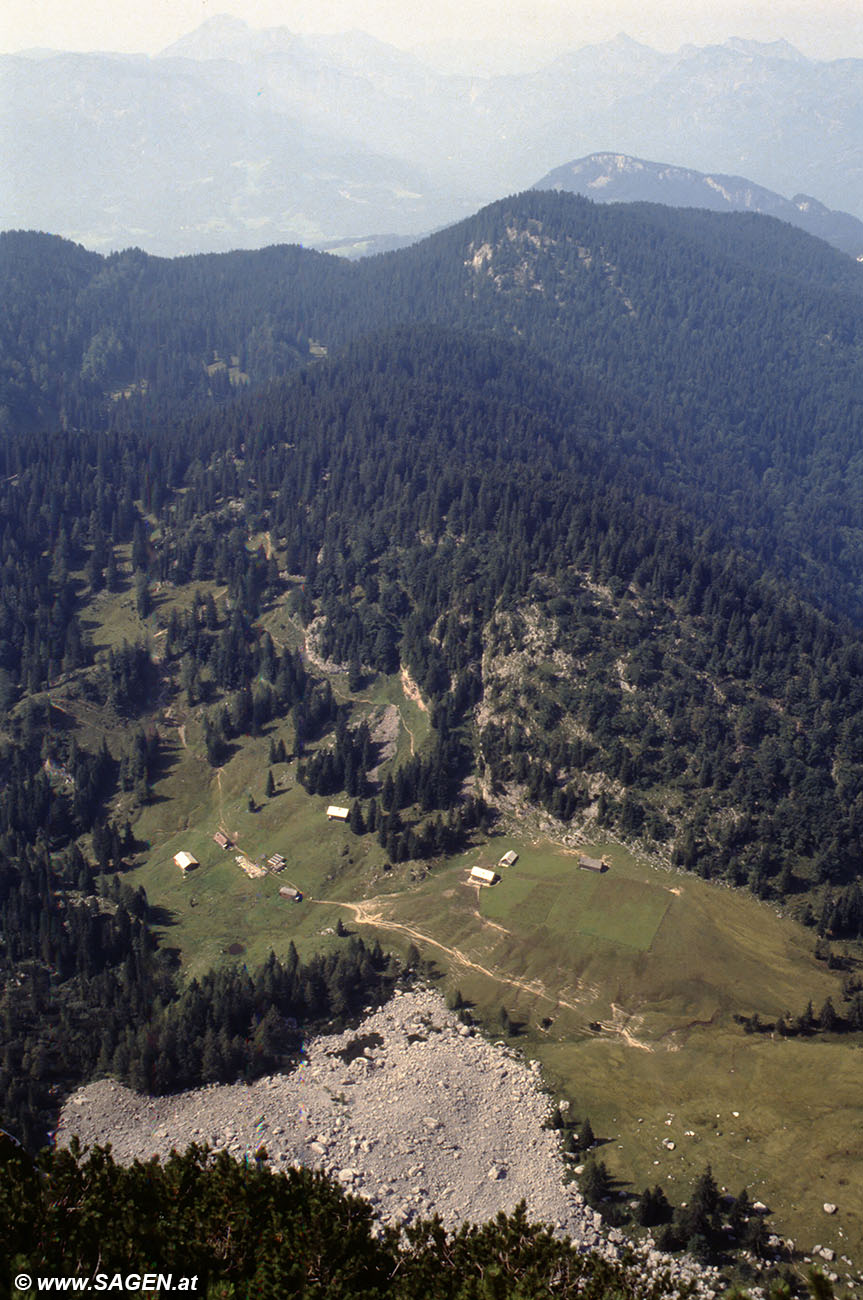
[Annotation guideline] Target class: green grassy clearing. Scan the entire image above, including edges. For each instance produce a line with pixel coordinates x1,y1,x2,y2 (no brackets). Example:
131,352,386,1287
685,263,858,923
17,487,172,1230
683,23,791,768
119,652,433,977
125,747,863,1264
62,576,431,979
480,848,669,950
540,1029,863,1267
78,560,230,658
127,721,387,977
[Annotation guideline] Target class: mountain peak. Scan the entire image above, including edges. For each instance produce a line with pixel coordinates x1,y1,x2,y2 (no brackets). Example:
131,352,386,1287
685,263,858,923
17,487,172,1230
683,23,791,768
724,36,808,62
159,13,297,61
532,153,863,259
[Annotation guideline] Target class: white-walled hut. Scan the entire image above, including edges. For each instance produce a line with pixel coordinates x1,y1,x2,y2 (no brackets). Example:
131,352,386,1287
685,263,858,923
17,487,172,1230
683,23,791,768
498,850,519,868
469,866,499,887
173,851,198,874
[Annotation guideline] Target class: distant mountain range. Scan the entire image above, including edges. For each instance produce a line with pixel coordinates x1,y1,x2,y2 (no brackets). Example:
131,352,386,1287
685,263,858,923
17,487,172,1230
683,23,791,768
2,18,862,255
535,153,863,259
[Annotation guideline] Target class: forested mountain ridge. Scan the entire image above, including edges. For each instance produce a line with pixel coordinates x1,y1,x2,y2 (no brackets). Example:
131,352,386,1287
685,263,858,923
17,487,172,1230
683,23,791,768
157,327,863,898
0,231,342,435
4,315,862,904
3,197,863,900
4,191,863,622
6,191,861,429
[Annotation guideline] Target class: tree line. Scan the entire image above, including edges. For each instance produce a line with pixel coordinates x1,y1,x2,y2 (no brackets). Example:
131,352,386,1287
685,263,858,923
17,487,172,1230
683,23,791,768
2,1140,838,1299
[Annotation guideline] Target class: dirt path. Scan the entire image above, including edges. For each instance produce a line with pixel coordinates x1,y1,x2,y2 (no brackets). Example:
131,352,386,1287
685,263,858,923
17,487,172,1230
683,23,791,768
311,897,586,1016
476,913,512,938
606,1003,654,1053
401,712,417,755
400,665,428,713
178,724,187,749
48,697,110,731
397,665,429,754
215,767,226,832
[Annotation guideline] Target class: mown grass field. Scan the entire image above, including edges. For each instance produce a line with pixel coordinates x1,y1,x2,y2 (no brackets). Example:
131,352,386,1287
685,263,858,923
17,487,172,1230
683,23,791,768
479,849,670,950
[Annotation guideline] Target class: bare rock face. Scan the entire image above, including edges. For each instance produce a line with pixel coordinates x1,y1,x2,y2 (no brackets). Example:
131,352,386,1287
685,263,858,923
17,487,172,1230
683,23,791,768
56,987,718,1294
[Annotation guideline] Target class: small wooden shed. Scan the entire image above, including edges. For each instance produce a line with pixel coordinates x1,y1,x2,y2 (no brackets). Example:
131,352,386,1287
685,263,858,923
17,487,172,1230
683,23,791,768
498,850,519,868
469,866,499,887
326,805,350,821
174,851,198,874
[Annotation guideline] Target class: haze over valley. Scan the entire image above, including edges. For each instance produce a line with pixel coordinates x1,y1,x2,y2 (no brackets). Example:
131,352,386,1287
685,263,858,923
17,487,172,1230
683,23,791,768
3,16,863,254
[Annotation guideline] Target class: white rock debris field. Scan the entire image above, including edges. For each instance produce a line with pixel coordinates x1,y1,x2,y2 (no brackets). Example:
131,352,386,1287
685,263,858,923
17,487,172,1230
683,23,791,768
58,987,717,1294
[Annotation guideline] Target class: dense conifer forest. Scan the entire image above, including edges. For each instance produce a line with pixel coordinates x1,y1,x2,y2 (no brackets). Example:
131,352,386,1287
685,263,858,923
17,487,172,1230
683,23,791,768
4,193,862,615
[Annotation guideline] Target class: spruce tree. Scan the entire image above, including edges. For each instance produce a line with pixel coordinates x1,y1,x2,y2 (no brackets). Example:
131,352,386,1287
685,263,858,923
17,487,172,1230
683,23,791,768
579,1155,611,1206
349,801,365,834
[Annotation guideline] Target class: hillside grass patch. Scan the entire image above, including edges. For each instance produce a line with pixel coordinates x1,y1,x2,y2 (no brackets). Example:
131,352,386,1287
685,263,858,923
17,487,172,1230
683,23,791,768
126,716,387,976
480,846,669,951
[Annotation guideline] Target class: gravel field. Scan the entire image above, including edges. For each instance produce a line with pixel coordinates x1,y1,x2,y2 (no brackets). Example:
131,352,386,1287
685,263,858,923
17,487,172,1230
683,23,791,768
58,987,721,1295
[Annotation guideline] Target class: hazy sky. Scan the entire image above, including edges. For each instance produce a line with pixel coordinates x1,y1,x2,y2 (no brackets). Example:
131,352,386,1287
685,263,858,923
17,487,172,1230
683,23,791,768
2,0,861,62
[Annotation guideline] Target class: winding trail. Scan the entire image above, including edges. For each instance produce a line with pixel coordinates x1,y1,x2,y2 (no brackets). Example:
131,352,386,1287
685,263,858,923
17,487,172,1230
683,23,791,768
397,666,428,755
401,713,417,756
311,897,586,1015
